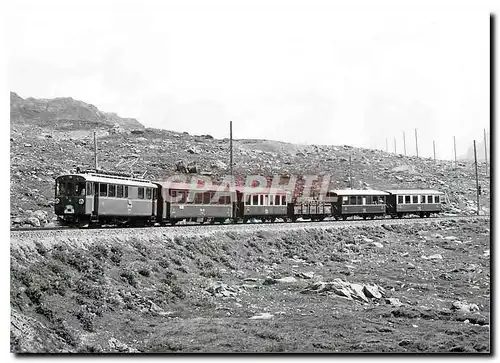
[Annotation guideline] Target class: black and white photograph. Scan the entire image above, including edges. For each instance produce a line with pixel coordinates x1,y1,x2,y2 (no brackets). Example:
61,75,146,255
6,0,493,355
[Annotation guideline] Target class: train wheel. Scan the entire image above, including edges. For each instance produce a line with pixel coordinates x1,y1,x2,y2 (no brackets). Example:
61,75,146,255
342,216,348,221
362,216,367,220
271,217,276,223
370,215,375,220
397,214,402,219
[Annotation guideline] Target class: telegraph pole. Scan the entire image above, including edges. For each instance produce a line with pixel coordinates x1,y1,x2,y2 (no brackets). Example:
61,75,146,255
484,128,488,176
403,132,407,156
474,140,480,216
433,140,436,163
453,136,457,165
229,121,233,177
415,129,419,158
94,131,98,170
349,154,353,189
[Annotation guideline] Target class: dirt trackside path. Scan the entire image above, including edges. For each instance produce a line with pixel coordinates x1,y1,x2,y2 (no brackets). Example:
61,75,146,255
11,218,490,353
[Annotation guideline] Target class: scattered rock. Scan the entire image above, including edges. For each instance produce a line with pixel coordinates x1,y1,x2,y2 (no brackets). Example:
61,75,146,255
205,282,239,297
249,313,274,320
187,146,200,154
296,271,315,279
108,337,140,353
277,276,298,283
385,298,403,306
372,242,384,248
451,301,480,313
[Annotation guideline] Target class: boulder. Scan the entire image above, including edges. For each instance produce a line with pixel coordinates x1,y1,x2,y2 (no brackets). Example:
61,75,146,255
363,284,382,299
187,161,199,174
25,217,40,227
175,160,188,173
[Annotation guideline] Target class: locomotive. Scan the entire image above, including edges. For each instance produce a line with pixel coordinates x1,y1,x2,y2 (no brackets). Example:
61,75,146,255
54,170,444,227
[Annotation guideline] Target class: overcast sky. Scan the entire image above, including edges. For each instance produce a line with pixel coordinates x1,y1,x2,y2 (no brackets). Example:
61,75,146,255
6,0,491,160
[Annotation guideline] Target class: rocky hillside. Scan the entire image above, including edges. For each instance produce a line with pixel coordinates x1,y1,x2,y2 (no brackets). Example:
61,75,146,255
10,92,144,131
9,92,490,226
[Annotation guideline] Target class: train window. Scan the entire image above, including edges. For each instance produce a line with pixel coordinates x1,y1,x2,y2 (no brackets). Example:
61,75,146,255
270,195,274,205
397,195,403,204
108,184,116,197
99,184,107,197
260,195,264,205
427,195,432,204
138,187,144,199
412,195,418,203
281,195,286,205
379,196,385,204
203,192,211,204
349,196,356,205
76,182,85,196
434,195,440,203
125,186,129,198
117,185,124,198
275,195,280,205
153,188,157,199
245,194,250,205
253,195,258,205
86,182,93,196
404,196,411,204
146,188,152,199
264,195,269,205
342,196,348,204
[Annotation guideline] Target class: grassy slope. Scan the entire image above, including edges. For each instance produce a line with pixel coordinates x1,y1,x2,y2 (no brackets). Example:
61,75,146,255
11,218,490,353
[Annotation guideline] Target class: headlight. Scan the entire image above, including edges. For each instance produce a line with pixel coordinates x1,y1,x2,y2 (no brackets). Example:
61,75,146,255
55,198,60,204
78,199,84,205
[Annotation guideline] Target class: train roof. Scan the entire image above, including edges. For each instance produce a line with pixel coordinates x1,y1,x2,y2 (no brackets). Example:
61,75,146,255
236,186,291,195
157,181,235,192
56,173,158,188
328,189,389,196
384,189,444,195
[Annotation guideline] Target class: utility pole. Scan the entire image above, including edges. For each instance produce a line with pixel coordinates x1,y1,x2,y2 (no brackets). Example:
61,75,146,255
484,128,488,176
415,129,419,158
403,132,407,156
229,121,233,177
453,136,457,166
474,140,480,216
94,131,98,171
349,154,352,189
433,140,436,163
394,137,396,154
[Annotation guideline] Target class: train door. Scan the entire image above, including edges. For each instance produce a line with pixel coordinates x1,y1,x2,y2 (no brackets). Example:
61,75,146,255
151,188,157,221
92,182,99,220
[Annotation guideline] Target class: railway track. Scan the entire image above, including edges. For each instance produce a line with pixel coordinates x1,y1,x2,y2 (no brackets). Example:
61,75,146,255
10,214,489,234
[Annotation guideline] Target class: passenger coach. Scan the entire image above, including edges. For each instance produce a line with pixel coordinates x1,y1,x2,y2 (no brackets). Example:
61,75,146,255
328,189,389,220
54,171,158,226
384,189,444,218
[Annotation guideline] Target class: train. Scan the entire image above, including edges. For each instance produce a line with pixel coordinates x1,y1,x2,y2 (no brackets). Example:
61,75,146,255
54,170,444,227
